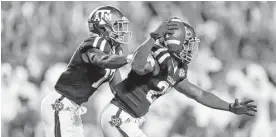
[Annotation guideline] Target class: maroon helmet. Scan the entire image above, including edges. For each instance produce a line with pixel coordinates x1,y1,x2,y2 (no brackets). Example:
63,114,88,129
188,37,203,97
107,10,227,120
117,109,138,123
164,17,200,64
88,5,132,45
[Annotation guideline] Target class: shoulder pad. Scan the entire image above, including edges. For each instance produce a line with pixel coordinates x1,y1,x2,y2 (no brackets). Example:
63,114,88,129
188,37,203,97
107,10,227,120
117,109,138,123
151,46,171,65
80,36,112,54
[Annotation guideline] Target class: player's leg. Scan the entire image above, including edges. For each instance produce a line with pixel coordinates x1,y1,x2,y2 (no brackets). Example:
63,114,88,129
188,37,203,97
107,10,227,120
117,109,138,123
41,91,85,137
58,106,85,137
41,91,58,137
41,91,60,137
99,103,123,137
100,103,147,137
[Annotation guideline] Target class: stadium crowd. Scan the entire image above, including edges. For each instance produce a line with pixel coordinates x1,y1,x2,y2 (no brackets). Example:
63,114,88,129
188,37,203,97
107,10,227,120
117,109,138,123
1,1,276,137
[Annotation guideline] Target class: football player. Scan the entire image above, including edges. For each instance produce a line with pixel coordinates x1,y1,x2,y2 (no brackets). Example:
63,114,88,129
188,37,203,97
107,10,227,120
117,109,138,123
99,17,258,137
41,5,134,137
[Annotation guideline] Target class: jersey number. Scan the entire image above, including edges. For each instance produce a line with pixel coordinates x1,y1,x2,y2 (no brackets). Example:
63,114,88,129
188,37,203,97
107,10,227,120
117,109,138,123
146,81,170,103
91,69,115,88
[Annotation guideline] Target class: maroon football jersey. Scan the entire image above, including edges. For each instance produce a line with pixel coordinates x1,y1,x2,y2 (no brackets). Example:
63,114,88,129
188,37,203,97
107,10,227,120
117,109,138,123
55,36,119,105
112,45,188,118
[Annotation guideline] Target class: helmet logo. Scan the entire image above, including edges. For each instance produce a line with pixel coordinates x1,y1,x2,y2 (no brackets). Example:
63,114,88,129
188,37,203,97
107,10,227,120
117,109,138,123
94,10,112,25
186,31,192,39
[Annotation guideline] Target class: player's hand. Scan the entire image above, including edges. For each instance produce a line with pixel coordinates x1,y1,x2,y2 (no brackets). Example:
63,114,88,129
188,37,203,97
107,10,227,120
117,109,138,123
150,16,179,40
229,99,257,116
126,54,134,63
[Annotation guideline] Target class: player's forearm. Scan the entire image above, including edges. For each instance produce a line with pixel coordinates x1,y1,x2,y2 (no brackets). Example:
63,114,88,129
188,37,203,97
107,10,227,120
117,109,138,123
176,81,230,111
196,91,230,111
131,37,155,74
100,55,128,69
83,48,128,69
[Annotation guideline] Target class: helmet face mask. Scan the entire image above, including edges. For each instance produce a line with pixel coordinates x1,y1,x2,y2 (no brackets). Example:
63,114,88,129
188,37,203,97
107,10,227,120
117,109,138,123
179,37,200,63
88,6,132,45
109,18,132,44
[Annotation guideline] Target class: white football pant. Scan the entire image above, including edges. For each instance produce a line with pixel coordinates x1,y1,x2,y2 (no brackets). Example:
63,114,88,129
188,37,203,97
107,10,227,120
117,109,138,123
100,103,147,137
41,91,87,137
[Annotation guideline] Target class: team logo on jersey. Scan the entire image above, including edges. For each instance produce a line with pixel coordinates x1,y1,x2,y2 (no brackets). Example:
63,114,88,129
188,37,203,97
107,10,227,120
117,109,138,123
179,68,186,77
167,76,176,85
94,10,111,25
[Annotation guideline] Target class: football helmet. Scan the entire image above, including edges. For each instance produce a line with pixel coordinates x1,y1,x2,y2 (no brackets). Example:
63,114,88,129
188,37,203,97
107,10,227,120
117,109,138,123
163,17,200,64
88,5,132,45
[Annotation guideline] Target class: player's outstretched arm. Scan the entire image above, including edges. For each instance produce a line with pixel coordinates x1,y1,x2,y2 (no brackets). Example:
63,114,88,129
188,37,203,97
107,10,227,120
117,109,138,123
132,17,178,75
82,48,130,69
174,79,257,116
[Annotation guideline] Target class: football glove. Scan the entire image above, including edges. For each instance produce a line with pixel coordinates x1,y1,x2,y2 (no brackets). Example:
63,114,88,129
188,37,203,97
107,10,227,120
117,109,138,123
229,99,257,116
150,17,179,40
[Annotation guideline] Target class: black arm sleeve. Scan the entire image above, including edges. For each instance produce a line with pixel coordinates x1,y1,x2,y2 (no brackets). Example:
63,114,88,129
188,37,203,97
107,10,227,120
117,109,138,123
81,48,128,69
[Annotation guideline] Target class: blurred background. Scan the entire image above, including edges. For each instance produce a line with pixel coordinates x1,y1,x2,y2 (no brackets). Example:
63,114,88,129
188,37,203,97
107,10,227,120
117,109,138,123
1,1,276,137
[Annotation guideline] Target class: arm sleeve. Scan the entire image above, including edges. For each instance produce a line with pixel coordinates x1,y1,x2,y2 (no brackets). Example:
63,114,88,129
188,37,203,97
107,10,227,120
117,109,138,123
82,48,128,69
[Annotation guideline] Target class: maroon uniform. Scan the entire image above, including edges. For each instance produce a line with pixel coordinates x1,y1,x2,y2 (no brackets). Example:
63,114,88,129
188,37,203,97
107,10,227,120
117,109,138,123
41,5,133,137
111,45,188,118
55,36,123,105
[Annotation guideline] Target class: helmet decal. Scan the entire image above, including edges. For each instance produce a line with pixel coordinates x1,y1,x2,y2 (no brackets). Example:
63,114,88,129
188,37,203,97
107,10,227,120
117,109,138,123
164,40,181,45
94,10,112,25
